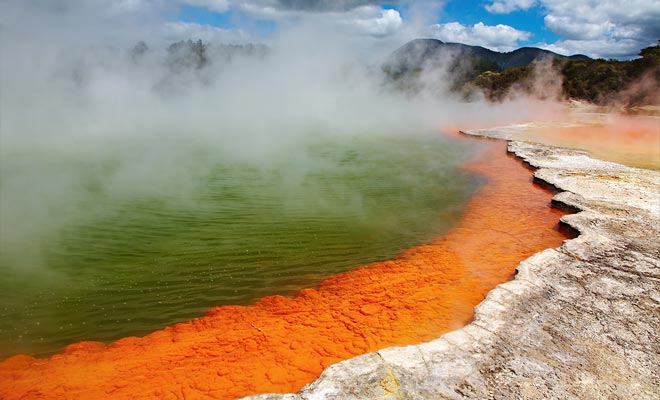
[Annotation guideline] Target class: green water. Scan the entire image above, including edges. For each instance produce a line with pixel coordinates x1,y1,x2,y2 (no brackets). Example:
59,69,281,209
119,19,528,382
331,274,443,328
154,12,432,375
0,132,483,358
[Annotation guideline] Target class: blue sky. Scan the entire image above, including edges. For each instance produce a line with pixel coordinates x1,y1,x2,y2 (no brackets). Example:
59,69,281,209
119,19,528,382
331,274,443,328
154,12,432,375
171,0,659,59
439,0,560,44
1,1,656,59
176,1,560,43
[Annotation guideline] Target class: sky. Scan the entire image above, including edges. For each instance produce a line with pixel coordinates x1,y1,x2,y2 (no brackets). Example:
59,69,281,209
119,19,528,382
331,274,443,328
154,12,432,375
1,1,659,59
171,0,656,58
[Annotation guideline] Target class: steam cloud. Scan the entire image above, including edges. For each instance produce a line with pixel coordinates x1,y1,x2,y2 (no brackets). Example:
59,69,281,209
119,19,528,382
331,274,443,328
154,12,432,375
0,2,560,271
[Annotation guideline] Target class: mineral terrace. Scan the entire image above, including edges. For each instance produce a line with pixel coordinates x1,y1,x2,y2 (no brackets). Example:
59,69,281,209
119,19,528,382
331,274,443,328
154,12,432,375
246,125,660,400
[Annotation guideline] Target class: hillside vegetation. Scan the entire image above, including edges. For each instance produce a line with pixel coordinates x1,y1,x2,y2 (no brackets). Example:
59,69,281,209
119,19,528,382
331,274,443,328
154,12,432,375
384,39,660,106
473,44,660,105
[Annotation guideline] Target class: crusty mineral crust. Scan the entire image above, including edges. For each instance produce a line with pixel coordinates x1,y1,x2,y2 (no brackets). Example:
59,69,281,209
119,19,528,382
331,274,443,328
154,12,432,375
245,130,660,400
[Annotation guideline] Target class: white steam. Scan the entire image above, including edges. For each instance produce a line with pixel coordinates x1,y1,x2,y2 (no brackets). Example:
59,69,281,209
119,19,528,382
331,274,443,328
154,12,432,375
0,2,557,271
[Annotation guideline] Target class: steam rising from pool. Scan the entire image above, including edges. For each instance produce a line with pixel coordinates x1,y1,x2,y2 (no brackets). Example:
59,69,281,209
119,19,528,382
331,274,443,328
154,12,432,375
0,3,559,357
0,132,483,356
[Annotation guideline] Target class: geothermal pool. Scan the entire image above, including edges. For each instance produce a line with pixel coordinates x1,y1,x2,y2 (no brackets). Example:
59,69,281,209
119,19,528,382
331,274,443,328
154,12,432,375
0,133,566,399
0,132,484,358
1,133,572,400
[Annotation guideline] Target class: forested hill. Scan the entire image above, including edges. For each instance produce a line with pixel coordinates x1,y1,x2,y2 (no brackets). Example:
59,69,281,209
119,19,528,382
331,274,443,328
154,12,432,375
385,38,588,74
384,39,660,107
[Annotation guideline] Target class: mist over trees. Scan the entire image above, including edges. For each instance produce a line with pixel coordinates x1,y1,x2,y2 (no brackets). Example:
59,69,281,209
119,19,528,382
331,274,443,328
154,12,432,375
468,45,660,106
62,35,660,108
123,39,270,93
558,44,660,106
159,39,268,72
384,39,660,107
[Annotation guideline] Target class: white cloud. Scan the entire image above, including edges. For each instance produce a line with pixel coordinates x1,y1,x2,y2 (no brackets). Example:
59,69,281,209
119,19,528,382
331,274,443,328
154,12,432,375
430,22,532,52
183,0,397,18
483,0,660,58
106,0,154,13
538,38,649,59
351,7,403,36
541,0,659,39
163,21,248,42
230,4,405,38
182,0,230,13
543,15,618,41
10,0,656,59
485,0,537,14
539,0,660,58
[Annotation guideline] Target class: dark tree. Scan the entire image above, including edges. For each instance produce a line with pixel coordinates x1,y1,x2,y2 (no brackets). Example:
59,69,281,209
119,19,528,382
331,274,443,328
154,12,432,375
167,39,209,71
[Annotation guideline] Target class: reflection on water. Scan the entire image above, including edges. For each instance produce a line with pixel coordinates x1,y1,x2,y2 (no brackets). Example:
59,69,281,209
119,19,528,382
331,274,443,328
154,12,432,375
0,133,483,357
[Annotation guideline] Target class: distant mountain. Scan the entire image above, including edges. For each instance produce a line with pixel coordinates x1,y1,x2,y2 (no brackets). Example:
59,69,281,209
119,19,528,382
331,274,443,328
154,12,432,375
385,38,589,74
383,38,660,107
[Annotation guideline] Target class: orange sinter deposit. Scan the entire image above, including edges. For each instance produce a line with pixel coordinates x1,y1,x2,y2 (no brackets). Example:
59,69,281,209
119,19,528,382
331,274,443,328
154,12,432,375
520,114,660,170
0,137,571,400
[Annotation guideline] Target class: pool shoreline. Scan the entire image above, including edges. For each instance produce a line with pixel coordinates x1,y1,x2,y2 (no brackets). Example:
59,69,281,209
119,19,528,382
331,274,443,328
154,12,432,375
0,131,573,399
245,126,660,399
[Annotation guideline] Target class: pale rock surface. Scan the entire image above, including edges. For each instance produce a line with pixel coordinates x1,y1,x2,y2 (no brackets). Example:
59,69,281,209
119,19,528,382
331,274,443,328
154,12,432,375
245,128,660,400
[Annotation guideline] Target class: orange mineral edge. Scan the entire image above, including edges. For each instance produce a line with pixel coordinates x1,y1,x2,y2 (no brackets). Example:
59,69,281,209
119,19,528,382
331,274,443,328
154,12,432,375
0,134,571,400
519,114,660,170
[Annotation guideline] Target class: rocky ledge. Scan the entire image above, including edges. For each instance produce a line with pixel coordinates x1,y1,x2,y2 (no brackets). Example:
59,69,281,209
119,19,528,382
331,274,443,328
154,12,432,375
245,128,660,399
